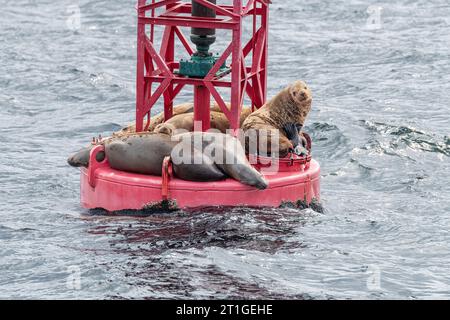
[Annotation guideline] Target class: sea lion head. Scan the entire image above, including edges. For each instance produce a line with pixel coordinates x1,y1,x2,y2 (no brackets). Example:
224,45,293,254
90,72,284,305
287,80,312,126
67,145,105,168
289,80,312,107
265,80,313,130
68,147,92,168
154,123,176,136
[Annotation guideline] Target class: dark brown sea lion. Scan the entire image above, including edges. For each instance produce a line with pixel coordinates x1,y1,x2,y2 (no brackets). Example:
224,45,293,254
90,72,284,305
172,132,268,189
210,103,253,128
68,132,268,189
242,80,312,157
67,145,99,168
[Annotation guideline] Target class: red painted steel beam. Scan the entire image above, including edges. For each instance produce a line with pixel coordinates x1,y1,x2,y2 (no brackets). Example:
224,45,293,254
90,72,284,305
136,0,147,132
159,4,265,16
194,85,211,131
139,0,179,12
205,42,233,80
260,2,269,104
146,76,232,88
160,26,175,121
139,16,237,30
143,35,172,76
229,0,243,133
174,27,194,55
136,0,270,133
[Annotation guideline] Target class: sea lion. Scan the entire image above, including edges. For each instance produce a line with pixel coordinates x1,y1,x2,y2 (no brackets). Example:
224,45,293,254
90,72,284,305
116,103,252,136
68,132,268,189
105,132,226,182
172,132,268,189
154,111,232,136
113,103,195,137
67,145,103,168
67,105,251,169
113,102,252,137
242,80,312,157
210,103,253,128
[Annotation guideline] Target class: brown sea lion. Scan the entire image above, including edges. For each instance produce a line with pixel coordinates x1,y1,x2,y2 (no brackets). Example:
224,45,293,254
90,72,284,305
116,103,252,136
105,132,226,182
242,80,312,157
154,111,232,135
113,103,195,137
67,133,225,181
67,106,252,169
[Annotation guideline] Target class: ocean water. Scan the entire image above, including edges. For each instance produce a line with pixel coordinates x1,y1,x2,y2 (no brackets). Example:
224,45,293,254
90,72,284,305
0,0,449,299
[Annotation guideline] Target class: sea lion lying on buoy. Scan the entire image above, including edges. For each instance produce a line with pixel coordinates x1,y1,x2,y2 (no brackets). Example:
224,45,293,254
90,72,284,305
210,103,253,128
154,111,232,136
67,145,104,168
114,103,195,137
171,132,268,189
114,103,252,136
242,80,312,157
68,132,268,189
66,104,242,168
105,132,227,182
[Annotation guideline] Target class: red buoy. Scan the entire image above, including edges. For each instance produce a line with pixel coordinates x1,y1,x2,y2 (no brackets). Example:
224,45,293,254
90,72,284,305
79,0,321,211
80,145,320,211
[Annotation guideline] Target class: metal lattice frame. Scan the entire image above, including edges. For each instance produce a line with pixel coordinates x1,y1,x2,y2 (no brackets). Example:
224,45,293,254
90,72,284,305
135,0,269,132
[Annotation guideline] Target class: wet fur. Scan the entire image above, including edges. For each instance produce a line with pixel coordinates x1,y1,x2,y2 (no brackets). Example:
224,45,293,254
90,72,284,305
154,111,241,136
242,80,312,157
115,103,252,136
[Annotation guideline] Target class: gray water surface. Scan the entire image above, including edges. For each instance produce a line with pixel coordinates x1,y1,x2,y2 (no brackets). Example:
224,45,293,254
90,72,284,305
1,0,449,299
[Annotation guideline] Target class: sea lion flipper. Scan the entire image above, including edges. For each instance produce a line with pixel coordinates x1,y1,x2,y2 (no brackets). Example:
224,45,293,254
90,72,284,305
217,163,268,190
207,136,268,190
171,144,226,182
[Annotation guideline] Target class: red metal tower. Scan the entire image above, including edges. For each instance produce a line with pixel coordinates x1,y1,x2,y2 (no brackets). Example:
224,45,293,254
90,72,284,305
135,0,270,133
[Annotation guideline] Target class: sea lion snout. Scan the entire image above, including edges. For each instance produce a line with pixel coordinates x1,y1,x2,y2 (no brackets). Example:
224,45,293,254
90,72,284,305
154,123,175,136
254,174,269,190
300,92,307,100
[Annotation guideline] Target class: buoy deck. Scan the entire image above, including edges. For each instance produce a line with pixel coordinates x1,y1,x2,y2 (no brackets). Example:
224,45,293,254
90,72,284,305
80,158,320,212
